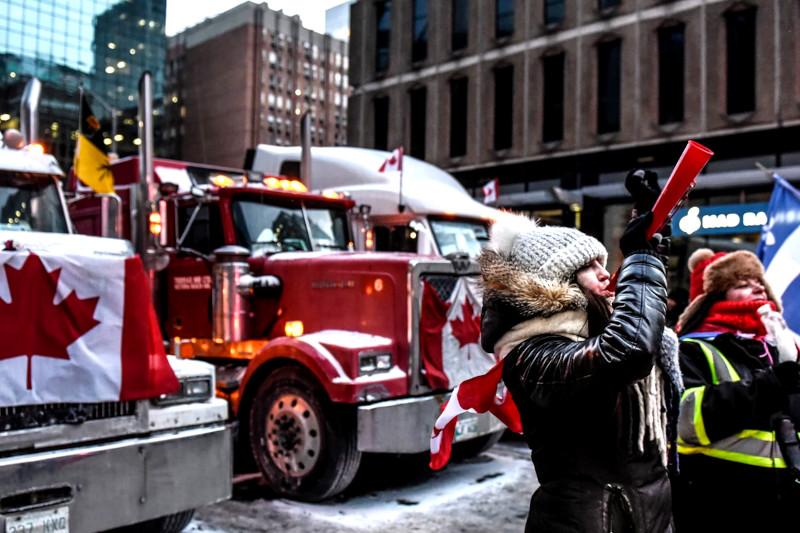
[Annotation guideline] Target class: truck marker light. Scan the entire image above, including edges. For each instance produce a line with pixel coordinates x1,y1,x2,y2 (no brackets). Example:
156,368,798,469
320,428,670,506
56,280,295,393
25,143,45,155
373,278,384,293
365,229,374,250
285,320,304,337
322,190,343,199
263,176,308,192
148,211,162,235
210,174,234,188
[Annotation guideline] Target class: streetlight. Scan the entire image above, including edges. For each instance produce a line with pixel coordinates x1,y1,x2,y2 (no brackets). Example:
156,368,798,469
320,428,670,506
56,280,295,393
79,83,119,154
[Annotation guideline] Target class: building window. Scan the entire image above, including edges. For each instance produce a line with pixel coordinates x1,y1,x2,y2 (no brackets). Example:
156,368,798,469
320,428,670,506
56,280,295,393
597,39,621,134
658,23,685,125
452,0,469,52
409,86,427,159
374,95,389,150
598,0,620,11
412,0,428,63
542,53,565,143
725,6,756,115
496,0,514,39
493,64,514,150
450,77,468,157
544,0,565,26
375,1,391,73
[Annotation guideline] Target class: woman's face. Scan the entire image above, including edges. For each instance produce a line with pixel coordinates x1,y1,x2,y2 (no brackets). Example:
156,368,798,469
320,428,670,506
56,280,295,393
576,259,613,298
726,277,767,302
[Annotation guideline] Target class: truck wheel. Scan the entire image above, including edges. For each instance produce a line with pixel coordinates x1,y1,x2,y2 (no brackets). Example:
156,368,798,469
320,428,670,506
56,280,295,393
249,366,361,501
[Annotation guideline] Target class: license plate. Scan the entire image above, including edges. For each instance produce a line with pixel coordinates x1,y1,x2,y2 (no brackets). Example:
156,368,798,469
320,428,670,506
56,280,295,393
5,506,68,533
454,413,479,442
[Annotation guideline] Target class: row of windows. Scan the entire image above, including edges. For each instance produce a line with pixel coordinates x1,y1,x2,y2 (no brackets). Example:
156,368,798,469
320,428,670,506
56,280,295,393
375,0,608,72
372,6,757,157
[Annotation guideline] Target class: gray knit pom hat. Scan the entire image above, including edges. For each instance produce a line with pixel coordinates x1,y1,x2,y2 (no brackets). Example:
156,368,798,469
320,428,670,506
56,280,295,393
479,212,608,318
493,212,607,282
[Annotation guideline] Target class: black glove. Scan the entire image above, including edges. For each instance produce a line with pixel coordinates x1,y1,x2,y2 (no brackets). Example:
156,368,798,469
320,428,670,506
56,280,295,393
651,223,671,267
620,211,655,257
625,169,661,214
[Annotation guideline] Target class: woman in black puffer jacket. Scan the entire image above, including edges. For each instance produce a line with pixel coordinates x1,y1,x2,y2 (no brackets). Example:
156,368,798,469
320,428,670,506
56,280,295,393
480,208,682,533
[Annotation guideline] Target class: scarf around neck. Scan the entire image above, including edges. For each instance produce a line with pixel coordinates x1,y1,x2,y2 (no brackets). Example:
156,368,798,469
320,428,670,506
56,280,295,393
695,299,777,339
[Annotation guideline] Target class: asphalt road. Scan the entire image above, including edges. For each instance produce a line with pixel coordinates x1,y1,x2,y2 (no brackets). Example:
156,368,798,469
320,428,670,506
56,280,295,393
187,438,538,532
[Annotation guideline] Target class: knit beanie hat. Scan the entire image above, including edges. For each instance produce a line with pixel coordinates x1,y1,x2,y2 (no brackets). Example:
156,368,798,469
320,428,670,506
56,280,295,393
492,212,608,282
480,212,608,321
677,248,780,330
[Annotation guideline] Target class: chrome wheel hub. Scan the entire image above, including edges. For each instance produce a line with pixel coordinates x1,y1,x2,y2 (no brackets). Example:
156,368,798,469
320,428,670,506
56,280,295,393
265,393,321,477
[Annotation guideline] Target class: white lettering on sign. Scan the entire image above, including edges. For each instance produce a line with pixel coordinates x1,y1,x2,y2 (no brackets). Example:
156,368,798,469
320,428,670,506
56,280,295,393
677,206,768,235
173,275,212,290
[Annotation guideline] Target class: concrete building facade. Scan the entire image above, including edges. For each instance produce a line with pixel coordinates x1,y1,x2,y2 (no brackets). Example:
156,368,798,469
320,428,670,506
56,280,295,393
164,2,349,168
348,0,800,281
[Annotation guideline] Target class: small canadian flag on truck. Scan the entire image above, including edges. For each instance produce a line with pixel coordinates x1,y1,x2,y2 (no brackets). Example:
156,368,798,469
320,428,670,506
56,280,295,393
378,147,404,173
483,178,499,204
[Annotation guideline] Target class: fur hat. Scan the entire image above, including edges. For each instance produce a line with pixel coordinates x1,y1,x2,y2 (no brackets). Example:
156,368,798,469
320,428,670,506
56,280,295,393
677,248,780,331
480,212,607,319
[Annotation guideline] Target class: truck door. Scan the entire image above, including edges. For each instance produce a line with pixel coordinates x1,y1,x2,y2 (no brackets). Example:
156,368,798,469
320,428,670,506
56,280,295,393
164,200,224,339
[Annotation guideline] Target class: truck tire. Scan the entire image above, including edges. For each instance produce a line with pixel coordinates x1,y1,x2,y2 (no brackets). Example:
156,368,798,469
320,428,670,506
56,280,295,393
249,366,362,501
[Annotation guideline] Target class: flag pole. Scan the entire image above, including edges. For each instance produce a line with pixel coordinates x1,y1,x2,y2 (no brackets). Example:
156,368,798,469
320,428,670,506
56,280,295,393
398,146,405,213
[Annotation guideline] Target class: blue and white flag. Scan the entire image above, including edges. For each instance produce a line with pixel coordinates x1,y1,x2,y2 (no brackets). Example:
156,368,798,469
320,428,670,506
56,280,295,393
757,175,800,335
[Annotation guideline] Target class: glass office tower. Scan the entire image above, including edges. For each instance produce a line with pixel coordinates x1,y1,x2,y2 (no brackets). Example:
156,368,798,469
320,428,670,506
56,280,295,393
0,0,166,168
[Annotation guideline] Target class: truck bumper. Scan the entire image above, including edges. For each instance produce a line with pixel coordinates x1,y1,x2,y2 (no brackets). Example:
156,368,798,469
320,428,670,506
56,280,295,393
356,394,505,453
0,419,231,532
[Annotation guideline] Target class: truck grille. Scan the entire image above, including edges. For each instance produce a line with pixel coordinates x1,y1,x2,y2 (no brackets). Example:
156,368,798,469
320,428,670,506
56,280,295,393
421,274,461,302
0,402,137,432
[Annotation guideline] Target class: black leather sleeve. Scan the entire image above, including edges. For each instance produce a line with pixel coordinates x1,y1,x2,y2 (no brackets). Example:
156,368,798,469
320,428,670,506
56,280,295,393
504,253,668,403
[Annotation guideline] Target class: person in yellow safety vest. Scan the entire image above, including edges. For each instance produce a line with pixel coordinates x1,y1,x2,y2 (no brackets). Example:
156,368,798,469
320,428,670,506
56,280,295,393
673,248,800,532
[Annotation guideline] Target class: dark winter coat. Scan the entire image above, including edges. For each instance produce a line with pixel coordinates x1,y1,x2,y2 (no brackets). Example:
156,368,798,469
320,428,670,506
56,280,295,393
485,253,673,533
673,333,800,532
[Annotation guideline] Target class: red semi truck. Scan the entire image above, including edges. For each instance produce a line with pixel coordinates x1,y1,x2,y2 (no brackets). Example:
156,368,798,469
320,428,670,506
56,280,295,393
69,156,504,501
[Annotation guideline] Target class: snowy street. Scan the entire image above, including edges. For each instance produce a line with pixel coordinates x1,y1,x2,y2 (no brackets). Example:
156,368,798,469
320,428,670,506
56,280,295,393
188,439,538,532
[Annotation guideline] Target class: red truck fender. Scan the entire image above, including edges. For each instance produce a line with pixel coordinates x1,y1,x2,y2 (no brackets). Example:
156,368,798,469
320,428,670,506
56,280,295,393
236,330,406,414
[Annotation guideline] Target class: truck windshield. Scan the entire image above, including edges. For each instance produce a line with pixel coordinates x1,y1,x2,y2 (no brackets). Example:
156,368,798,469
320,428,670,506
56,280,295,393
232,199,349,254
0,172,68,233
429,218,489,259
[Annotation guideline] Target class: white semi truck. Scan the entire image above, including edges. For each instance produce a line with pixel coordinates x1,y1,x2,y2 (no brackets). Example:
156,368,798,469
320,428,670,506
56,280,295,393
0,79,231,533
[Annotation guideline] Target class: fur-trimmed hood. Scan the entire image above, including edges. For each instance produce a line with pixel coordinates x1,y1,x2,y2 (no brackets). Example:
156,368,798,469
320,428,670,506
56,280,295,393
480,248,588,319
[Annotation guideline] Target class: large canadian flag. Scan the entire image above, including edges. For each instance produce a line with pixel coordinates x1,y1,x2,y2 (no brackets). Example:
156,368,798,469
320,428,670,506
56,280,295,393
420,276,523,471
0,250,178,406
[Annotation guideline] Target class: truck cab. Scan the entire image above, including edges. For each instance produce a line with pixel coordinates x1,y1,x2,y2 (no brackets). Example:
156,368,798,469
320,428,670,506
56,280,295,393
69,156,505,502
0,138,231,533
245,145,499,259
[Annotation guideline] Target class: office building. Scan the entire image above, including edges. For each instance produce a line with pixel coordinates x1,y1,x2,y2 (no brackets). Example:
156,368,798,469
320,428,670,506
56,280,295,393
0,0,167,167
164,2,349,167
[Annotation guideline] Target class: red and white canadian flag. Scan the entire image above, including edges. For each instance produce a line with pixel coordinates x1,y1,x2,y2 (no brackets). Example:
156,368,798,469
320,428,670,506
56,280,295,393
429,359,522,471
0,250,178,407
378,146,404,173
483,178,499,204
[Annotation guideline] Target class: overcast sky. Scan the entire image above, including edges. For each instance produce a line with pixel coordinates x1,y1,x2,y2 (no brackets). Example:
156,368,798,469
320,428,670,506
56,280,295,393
166,0,347,37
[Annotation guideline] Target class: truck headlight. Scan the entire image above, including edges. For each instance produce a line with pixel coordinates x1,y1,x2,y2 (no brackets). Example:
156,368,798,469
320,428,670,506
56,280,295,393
358,352,392,375
153,376,213,406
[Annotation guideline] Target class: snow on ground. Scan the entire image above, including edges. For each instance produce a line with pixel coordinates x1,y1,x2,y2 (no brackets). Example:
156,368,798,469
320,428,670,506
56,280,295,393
190,442,537,532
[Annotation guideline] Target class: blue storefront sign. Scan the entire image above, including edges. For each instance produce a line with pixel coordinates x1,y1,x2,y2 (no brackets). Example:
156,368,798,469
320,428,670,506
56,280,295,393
671,203,769,237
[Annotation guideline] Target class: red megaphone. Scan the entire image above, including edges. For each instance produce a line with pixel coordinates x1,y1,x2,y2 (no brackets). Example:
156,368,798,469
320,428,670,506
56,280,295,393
608,140,714,292
646,140,714,237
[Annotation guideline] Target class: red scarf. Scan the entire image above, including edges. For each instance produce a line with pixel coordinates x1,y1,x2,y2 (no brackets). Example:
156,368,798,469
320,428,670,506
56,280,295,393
695,299,777,339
